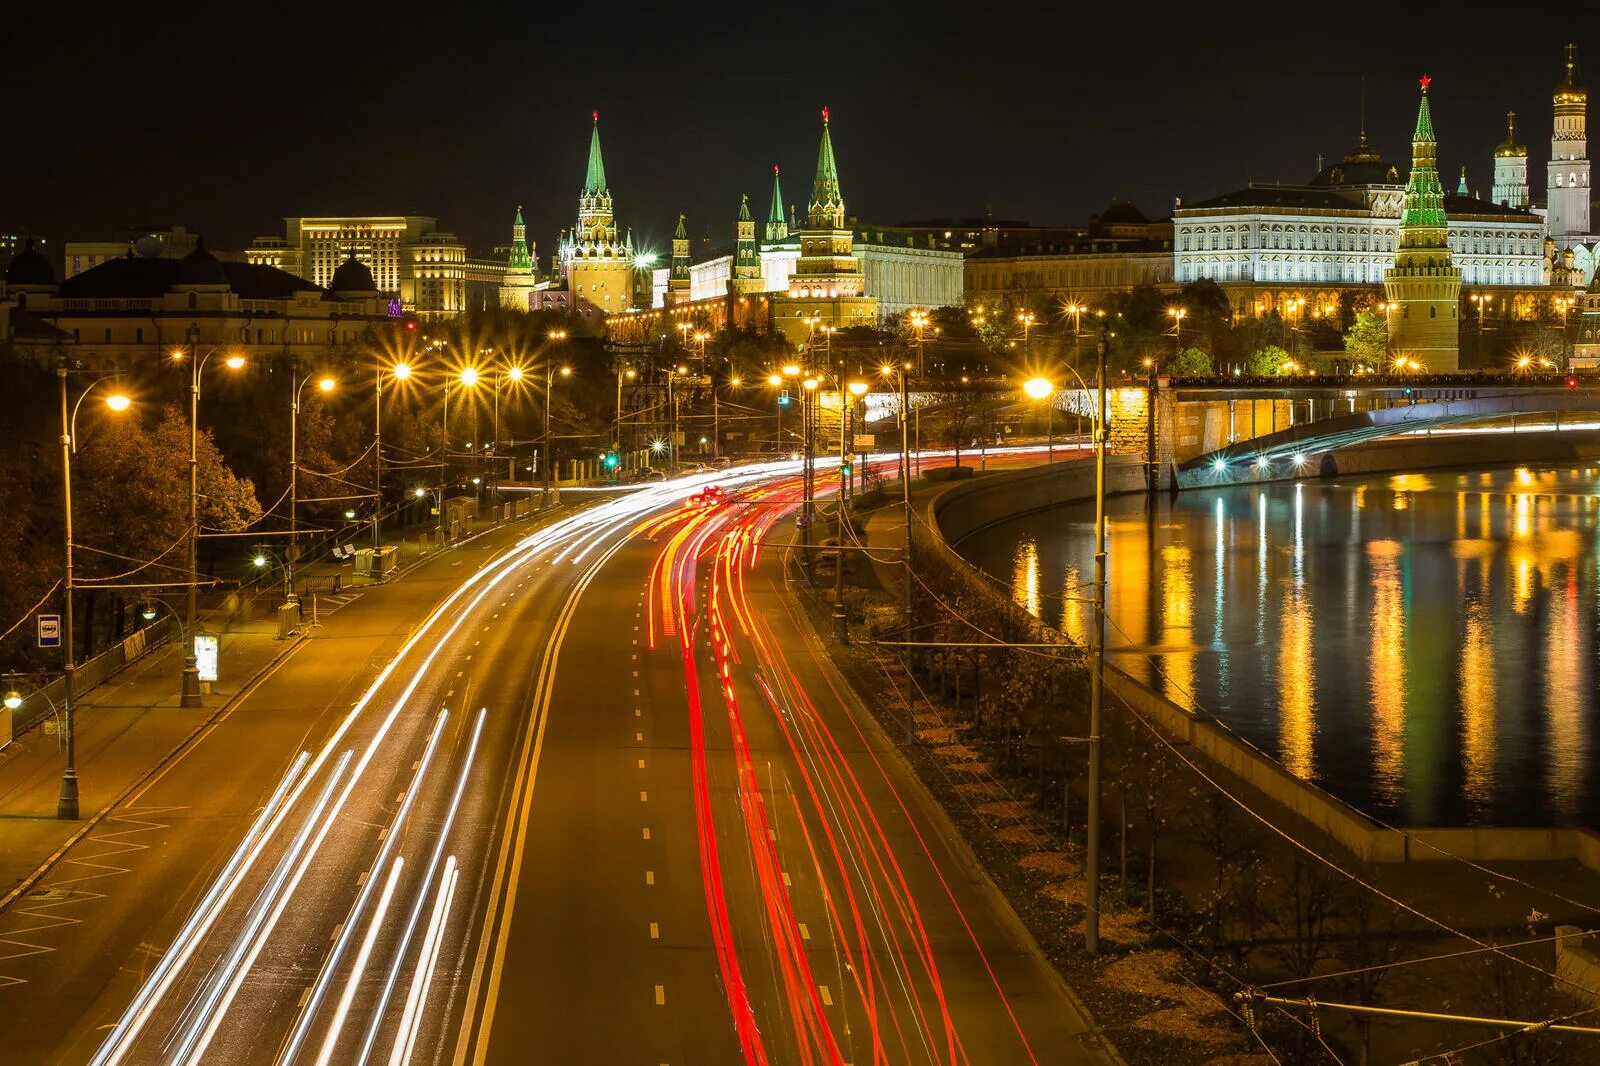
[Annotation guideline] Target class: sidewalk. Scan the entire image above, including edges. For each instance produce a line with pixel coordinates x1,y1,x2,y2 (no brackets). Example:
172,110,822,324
0,505,536,911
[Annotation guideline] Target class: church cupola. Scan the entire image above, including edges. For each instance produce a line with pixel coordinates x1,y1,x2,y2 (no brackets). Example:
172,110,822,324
1549,43,1592,237
1492,111,1529,209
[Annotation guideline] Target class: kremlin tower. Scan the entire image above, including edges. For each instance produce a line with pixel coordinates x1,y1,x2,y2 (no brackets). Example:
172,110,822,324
558,112,634,312
1383,75,1462,371
769,108,877,346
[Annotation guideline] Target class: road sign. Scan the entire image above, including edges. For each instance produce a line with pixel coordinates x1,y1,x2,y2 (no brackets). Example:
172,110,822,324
37,614,60,649
854,434,876,449
194,634,219,682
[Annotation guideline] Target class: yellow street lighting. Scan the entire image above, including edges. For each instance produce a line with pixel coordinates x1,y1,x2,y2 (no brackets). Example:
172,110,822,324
560,366,572,377
1022,377,1054,400
392,362,412,380
767,373,782,386
879,363,895,377
548,329,568,341
225,355,246,369
105,393,132,412
2,691,20,710
847,380,869,397
782,364,801,377
730,376,742,387
802,378,819,391
318,377,336,392
507,366,525,382
414,487,427,498
459,367,480,387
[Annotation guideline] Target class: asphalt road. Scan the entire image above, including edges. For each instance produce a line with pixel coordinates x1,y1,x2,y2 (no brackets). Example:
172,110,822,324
5,451,1111,1066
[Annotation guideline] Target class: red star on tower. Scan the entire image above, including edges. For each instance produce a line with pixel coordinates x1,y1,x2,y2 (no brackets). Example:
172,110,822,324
1419,74,1431,92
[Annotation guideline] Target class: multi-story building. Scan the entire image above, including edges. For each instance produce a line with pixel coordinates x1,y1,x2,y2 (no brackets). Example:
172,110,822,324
1,240,393,370
1173,113,1545,320
247,215,499,319
62,225,216,278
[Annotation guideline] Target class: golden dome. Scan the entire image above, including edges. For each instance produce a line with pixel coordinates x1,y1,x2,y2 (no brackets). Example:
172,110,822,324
1495,111,1526,157
1556,43,1586,104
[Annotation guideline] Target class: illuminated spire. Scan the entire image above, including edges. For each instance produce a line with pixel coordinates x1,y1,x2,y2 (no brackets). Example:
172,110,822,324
507,204,533,272
1401,76,1445,230
585,111,607,194
765,165,787,242
1457,165,1468,196
809,107,844,227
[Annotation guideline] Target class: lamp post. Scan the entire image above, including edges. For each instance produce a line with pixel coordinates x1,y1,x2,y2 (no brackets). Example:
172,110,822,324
55,366,131,819
172,339,244,707
847,378,868,498
374,360,410,550
1085,323,1110,956
713,374,741,462
289,371,337,603
615,364,636,454
801,375,819,585
1470,293,1493,366
1166,306,1187,361
831,378,869,644
1023,376,1055,462
491,362,524,500
543,334,571,502
1556,294,1577,371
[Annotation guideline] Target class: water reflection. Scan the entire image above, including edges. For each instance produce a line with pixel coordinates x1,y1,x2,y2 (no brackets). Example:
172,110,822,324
959,465,1600,827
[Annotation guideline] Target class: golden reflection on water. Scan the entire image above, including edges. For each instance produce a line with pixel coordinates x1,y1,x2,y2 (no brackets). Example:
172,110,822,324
1368,539,1406,802
1278,486,1315,780
1011,537,1041,617
1159,544,1194,702
1545,563,1585,819
1458,595,1495,811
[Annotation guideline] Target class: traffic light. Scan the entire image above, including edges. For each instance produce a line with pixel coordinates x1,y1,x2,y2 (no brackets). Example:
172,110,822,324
1403,386,1414,397
602,451,620,470
778,391,792,407
1567,376,1579,389
841,460,853,478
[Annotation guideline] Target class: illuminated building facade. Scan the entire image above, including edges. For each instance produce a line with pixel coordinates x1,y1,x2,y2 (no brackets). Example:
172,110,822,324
1548,44,1592,240
246,215,497,319
1492,112,1529,209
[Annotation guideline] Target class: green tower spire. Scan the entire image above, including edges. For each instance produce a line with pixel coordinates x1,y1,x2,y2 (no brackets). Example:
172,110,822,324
1400,77,1446,230
585,110,607,194
735,194,760,286
808,107,844,228
765,165,787,242
737,193,752,223
507,204,533,272
1456,165,1468,196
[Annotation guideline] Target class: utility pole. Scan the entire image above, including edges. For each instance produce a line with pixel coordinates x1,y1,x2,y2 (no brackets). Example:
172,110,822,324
1086,323,1109,956
833,379,849,643
56,362,79,820
183,332,201,707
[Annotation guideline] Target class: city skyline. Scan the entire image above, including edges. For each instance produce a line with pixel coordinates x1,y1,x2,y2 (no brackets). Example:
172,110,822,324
3,4,1594,261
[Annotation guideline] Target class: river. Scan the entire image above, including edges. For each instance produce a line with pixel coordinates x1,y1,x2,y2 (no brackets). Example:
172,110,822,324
954,464,1600,828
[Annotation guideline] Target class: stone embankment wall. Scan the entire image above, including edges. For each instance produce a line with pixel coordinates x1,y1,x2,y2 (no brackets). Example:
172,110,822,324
930,455,1600,871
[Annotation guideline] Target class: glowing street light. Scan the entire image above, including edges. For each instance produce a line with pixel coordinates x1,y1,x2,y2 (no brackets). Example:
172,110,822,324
1023,377,1057,462
105,393,132,412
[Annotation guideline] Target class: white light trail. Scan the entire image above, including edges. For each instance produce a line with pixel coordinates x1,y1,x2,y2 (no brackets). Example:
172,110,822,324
315,856,406,1066
170,750,354,1066
390,858,460,1066
278,710,451,1065
88,751,312,1066
353,710,487,1066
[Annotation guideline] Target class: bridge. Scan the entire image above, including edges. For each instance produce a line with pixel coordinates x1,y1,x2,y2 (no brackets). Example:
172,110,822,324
1171,382,1600,488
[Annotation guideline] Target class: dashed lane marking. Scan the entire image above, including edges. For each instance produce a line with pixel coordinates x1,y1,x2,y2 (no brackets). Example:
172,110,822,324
654,985,665,1006
649,922,659,940
799,923,810,941
640,791,648,802
641,828,651,840
646,871,655,885
819,985,833,1006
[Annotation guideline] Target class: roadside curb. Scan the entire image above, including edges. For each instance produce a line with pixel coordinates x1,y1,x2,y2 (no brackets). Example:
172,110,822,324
0,633,310,918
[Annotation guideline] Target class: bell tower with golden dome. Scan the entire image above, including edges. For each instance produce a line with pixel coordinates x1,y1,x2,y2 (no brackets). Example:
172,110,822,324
1549,43,1591,239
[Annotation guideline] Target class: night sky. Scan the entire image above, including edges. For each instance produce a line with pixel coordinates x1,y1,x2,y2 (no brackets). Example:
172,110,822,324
3,2,1595,265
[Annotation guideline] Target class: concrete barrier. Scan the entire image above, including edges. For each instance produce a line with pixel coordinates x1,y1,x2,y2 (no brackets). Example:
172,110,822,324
927,458,1600,871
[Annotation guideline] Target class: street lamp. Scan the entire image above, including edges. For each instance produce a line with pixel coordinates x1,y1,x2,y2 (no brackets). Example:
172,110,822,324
54,366,132,819
171,339,244,707
1023,376,1056,462
1166,306,1187,361
288,372,337,602
542,333,571,503
1470,293,1494,365
372,360,411,551
614,364,636,452
1556,294,1577,371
